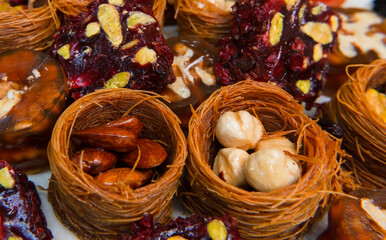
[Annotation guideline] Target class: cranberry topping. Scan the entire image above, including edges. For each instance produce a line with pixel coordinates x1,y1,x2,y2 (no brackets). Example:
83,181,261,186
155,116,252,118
51,0,175,100
122,214,241,240
214,0,339,109
0,161,52,240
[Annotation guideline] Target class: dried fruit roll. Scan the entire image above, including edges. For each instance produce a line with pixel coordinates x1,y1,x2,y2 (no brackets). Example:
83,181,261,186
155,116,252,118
51,0,175,100
0,160,53,239
214,0,340,109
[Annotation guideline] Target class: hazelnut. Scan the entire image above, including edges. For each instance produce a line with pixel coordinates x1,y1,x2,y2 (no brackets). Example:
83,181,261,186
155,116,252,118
213,148,249,188
255,137,296,154
215,110,264,150
244,148,300,192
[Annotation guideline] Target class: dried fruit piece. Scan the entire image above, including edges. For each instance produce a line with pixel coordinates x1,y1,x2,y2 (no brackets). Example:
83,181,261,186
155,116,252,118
72,126,138,152
301,22,333,45
71,148,117,175
98,4,123,47
95,167,154,189
0,161,53,239
214,0,339,109
105,115,144,136
51,0,174,100
120,138,167,168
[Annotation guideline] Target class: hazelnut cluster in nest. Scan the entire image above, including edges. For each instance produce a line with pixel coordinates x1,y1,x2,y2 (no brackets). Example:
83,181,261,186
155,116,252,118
48,89,187,239
171,0,232,44
57,0,168,26
323,59,386,189
0,0,60,53
181,80,354,239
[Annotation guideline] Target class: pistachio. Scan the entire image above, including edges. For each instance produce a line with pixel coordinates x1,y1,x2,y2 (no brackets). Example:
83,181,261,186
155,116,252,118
284,0,298,8
269,12,284,46
98,4,123,47
108,0,123,6
120,39,139,50
127,11,156,29
330,15,339,32
85,22,101,37
313,43,323,62
0,166,15,189
167,237,188,240
104,72,131,89
298,4,306,23
58,44,71,59
135,47,157,65
301,22,333,45
311,3,327,15
296,79,311,94
207,219,227,240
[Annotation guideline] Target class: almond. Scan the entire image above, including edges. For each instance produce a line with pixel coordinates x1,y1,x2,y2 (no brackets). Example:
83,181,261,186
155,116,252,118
71,148,117,175
105,115,144,136
120,138,167,168
72,126,138,152
95,167,154,189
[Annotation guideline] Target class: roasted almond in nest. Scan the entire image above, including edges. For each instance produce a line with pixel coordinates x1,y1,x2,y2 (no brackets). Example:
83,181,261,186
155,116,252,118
105,115,144,136
72,126,138,152
120,138,167,168
95,167,154,189
71,148,117,175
